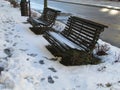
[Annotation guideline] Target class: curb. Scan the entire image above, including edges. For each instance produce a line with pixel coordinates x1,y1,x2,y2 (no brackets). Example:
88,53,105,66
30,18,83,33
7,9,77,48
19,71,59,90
49,0,120,10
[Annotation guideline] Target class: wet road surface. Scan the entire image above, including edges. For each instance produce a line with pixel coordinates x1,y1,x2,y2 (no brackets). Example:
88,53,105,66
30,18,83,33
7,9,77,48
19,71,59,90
31,0,120,47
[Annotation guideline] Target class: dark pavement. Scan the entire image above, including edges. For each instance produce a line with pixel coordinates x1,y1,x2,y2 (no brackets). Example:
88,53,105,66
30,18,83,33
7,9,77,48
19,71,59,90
47,1,120,47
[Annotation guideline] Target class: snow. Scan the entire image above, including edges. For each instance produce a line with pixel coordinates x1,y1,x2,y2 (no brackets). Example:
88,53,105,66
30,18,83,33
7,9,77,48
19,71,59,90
0,0,120,90
48,31,83,50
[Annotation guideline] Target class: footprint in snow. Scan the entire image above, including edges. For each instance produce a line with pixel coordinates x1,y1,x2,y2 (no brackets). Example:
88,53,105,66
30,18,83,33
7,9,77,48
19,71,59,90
0,5,4,7
0,67,4,75
27,53,37,57
3,44,6,47
12,43,17,46
4,48,13,57
48,76,54,84
39,60,44,64
48,67,57,72
26,58,29,61
53,76,59,79
11,29,14,31
97,66,106,72
41,78,45,81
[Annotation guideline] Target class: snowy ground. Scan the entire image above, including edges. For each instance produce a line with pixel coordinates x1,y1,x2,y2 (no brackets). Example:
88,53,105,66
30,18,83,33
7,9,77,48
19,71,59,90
0,0,120,90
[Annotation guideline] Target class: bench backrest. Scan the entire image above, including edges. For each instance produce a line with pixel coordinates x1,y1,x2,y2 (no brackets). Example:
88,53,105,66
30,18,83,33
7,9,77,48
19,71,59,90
61,16,107,53
39,7,60,26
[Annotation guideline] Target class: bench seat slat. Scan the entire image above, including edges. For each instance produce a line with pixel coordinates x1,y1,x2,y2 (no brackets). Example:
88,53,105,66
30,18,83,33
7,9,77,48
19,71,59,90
48,31,84,50
44,32,69,52
32,18,49,26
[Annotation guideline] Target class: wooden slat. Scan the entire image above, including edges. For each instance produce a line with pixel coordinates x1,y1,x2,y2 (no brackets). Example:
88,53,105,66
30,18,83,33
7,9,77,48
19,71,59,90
72,22,98,32
71,27,95,38
43,16,108,57
60,16,104,51
44,34,65,52
68,34,91,48
72,16,108,29
69,30,93,42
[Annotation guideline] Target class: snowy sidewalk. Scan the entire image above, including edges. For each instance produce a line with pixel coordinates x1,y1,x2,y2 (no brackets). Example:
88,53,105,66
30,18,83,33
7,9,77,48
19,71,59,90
1,0,120,90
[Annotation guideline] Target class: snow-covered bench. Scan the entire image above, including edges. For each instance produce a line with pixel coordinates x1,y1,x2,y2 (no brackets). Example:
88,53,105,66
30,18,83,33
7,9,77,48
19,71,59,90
27,7,61,34
43,16,108,65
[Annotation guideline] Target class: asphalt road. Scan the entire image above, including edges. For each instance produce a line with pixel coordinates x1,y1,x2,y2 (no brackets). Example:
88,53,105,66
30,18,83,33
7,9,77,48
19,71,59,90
31,0,120,47
46,1,120,47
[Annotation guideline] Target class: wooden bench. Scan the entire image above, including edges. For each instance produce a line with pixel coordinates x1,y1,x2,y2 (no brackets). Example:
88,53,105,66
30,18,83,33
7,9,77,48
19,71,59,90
43,16,108,65
28,7,61,34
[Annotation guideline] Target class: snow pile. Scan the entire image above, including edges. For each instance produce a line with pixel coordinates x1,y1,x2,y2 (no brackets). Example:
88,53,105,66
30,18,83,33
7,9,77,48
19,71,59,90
0,0,120,90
